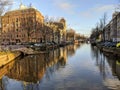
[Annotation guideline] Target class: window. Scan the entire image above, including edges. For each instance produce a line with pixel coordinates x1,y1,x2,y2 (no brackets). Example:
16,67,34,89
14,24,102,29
16,18,18,22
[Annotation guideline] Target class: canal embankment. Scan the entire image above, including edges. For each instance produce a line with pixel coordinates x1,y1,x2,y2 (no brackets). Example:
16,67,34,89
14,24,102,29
0,42,79,67
0,51,21,67
0,44,120,90
95,43,120,57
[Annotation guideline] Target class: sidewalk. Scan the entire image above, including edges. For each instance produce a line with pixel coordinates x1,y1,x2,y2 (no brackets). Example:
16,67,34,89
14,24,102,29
0,51,21,67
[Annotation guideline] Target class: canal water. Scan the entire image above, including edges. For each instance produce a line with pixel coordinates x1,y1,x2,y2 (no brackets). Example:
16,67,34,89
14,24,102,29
0,43,120,90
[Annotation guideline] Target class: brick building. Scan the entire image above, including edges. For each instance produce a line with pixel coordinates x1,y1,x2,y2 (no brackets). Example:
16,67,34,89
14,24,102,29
66,29,75,42
1,4,44,44
117,12,120,41
104,23,111,41
103,12,120,42
111,12,118,42
45,18,66,44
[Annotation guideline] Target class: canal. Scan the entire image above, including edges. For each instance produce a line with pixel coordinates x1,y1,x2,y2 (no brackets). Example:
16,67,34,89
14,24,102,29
0,43,120,90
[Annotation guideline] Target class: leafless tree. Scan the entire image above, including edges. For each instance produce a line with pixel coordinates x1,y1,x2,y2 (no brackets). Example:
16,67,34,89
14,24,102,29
43,15,52,43
102,12,107,27
0,0,13,16
90,12,107,41
43,15,58,42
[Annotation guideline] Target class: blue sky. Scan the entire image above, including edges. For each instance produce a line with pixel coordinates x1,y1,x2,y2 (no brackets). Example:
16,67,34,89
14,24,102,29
12,0,119,36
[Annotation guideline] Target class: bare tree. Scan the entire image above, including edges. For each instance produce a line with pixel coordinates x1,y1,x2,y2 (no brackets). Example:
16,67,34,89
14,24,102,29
41,15,53,51
43,15,57,42
102,12,107,27
90,12,107,41
0,0,13,16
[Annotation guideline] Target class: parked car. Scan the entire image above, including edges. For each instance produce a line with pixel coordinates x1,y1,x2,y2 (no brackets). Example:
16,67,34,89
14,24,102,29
109,42,117,47
99,42,105,46
34,43,42,47
34,43,46,47
104,42,117,47
103,41,111,47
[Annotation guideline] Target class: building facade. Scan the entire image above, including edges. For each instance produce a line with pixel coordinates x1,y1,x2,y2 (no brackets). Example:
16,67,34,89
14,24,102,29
112,12,118,42
103,12,120,42
117,12,120,41
66,29,75,42
104,24,111,41
45,18,66,44
1,4,44,44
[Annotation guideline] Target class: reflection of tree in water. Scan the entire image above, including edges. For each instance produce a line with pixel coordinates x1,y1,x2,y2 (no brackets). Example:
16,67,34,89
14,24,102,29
67,45,76,56
0,80,3,90
90,45,102,65
116,60,120,79
105,56,116,76
5,55,45,83
45,48,67,81
0,56,24,90
106,56,120,79
102,56,120,89
74,43,81,49
0,47,68,89
0,45,80,89
91,45,120,89
90,45,109,79
45,56,66,81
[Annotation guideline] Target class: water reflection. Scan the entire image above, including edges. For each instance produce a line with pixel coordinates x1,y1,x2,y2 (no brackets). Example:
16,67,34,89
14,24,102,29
0,61,15,90
0,44,80,90
67,43,81,57
3,43,120,90
91,45,120,90
0,56,23,90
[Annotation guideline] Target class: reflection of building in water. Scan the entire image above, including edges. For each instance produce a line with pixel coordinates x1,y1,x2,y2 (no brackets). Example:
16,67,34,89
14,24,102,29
0,48,68,89
6,54,45,83
67,45,76,56
4,47,67,83
75,43,81,49
106,57,116,76
105,57,120,80
0,45,79,89
74,43,82,51
91,45,120,90
59,47,67,65
0,56,23,89
102,57,120,90
116,60,120,78
74,44,77,51
0,60,15,79
0,61,15,89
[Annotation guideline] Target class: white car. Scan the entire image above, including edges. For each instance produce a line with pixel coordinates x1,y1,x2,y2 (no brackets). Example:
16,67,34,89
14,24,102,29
34,43,42,47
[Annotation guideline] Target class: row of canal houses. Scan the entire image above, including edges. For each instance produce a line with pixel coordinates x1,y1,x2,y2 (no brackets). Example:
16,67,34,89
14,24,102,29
0,3,82,45
101,11,120,42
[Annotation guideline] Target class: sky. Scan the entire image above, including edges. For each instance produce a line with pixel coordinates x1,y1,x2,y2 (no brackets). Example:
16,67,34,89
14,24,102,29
12,0,119,36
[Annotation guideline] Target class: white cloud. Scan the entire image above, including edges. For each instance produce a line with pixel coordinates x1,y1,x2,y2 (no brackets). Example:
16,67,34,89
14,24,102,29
80,4,115,18
58,2,73,10
94,4,115,12
80,11,92,18
52,0,75,14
